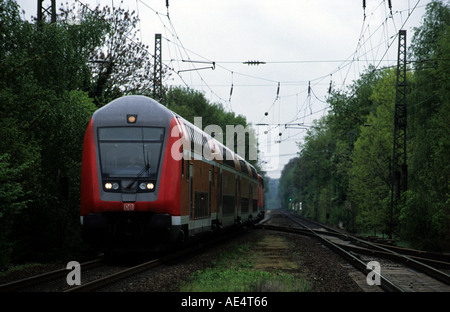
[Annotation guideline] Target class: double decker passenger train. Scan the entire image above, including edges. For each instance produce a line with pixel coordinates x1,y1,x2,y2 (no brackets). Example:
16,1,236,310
80,95,264,252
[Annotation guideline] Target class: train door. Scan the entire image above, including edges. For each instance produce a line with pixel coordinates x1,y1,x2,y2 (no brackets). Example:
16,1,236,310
248,181,253,219
221,169,235,228
208,169,212,218
218,168,223,220
180,156,190,217
236,175,241,223
189,163,194,220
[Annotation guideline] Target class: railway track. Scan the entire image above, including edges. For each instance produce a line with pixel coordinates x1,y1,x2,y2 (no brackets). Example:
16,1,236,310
0,250,198,292
0,228,246,292
0,250,202,292
0,258,104,292
258,209,450,292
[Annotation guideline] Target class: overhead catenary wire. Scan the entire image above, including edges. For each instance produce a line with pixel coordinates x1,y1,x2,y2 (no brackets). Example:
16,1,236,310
76,0,425,168
78,0,423,109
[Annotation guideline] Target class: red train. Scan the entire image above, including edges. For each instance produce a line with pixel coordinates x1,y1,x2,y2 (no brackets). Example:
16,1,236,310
80,95,265,252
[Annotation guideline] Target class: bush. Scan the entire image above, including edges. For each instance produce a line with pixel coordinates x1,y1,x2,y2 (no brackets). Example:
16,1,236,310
0,154,29,269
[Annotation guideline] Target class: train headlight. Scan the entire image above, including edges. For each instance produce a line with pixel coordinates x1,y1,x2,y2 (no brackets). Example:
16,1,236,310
139,182,155,191
104,182,120,191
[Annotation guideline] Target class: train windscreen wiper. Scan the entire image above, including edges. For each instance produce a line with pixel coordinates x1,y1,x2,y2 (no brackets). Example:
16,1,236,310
126,147,151,190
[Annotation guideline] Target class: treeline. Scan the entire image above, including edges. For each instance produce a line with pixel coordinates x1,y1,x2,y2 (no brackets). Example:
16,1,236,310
279,1,450,251
0,1,257,269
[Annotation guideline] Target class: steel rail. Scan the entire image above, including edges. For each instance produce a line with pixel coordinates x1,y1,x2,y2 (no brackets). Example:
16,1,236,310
65,229,247,292
64,246,205,292
290,213,450,265
64,258,163,292
257,223,405,292
277,210,450,288
286,212,450,285
348,234,450,285
0,259,102,292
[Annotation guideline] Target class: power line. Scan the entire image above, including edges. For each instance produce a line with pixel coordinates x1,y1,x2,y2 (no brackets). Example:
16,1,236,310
80,0,424,164
216,59,397,64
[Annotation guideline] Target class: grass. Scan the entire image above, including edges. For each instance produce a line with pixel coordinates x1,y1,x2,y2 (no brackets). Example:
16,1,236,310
179,267,309,292
178,237,310,292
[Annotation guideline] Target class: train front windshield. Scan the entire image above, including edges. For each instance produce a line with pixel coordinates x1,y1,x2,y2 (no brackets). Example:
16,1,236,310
98,127,165,179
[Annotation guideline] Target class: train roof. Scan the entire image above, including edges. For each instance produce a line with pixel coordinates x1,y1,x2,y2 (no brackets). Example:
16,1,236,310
92,95,174,128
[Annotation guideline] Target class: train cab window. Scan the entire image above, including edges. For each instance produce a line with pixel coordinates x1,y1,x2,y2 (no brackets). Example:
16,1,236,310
98,127,164,179
99,127,164,141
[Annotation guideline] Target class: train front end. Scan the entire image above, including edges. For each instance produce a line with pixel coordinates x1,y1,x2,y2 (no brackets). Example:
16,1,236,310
80,96,182,252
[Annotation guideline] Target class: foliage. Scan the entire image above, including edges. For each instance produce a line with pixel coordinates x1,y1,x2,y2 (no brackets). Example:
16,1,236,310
0,154,29,269
279,0,450,250
0,0,98,267
60,2,154,106
404,0,450,250
349,68,396,234
279,66,384,228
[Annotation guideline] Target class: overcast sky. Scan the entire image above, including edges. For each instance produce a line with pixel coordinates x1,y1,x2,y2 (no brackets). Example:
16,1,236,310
16,0,430,178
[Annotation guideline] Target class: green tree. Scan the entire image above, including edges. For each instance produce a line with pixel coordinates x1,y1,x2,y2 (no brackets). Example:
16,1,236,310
279,1,450,250
64,3,155,106
402,0,450,250
278,157,298,211
349,68,396,235
0,154,30,269
0,1,99,265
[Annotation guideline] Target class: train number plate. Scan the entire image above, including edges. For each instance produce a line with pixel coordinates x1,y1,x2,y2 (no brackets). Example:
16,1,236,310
123,203,135,211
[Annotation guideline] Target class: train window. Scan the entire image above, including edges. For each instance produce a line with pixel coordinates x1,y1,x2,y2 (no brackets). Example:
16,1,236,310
250,166,258,179
186,160,190,182
98,142,162,178
98,127,164,179
193,192,209,219
223,148,235,168
222,195,235,216
98,127,164,141
239,160,248,175
189,164,194,218
186,126,194,152
181,156,184,179
209,170,212,212
193,130,202,151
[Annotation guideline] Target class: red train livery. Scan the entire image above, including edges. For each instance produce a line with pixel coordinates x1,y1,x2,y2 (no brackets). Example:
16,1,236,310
80,95,264,251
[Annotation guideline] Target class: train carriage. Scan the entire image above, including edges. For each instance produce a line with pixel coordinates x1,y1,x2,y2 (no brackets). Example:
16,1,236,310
81,95,264,252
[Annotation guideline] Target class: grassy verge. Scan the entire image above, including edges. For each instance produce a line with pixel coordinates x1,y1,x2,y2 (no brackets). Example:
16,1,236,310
178,234,310,292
